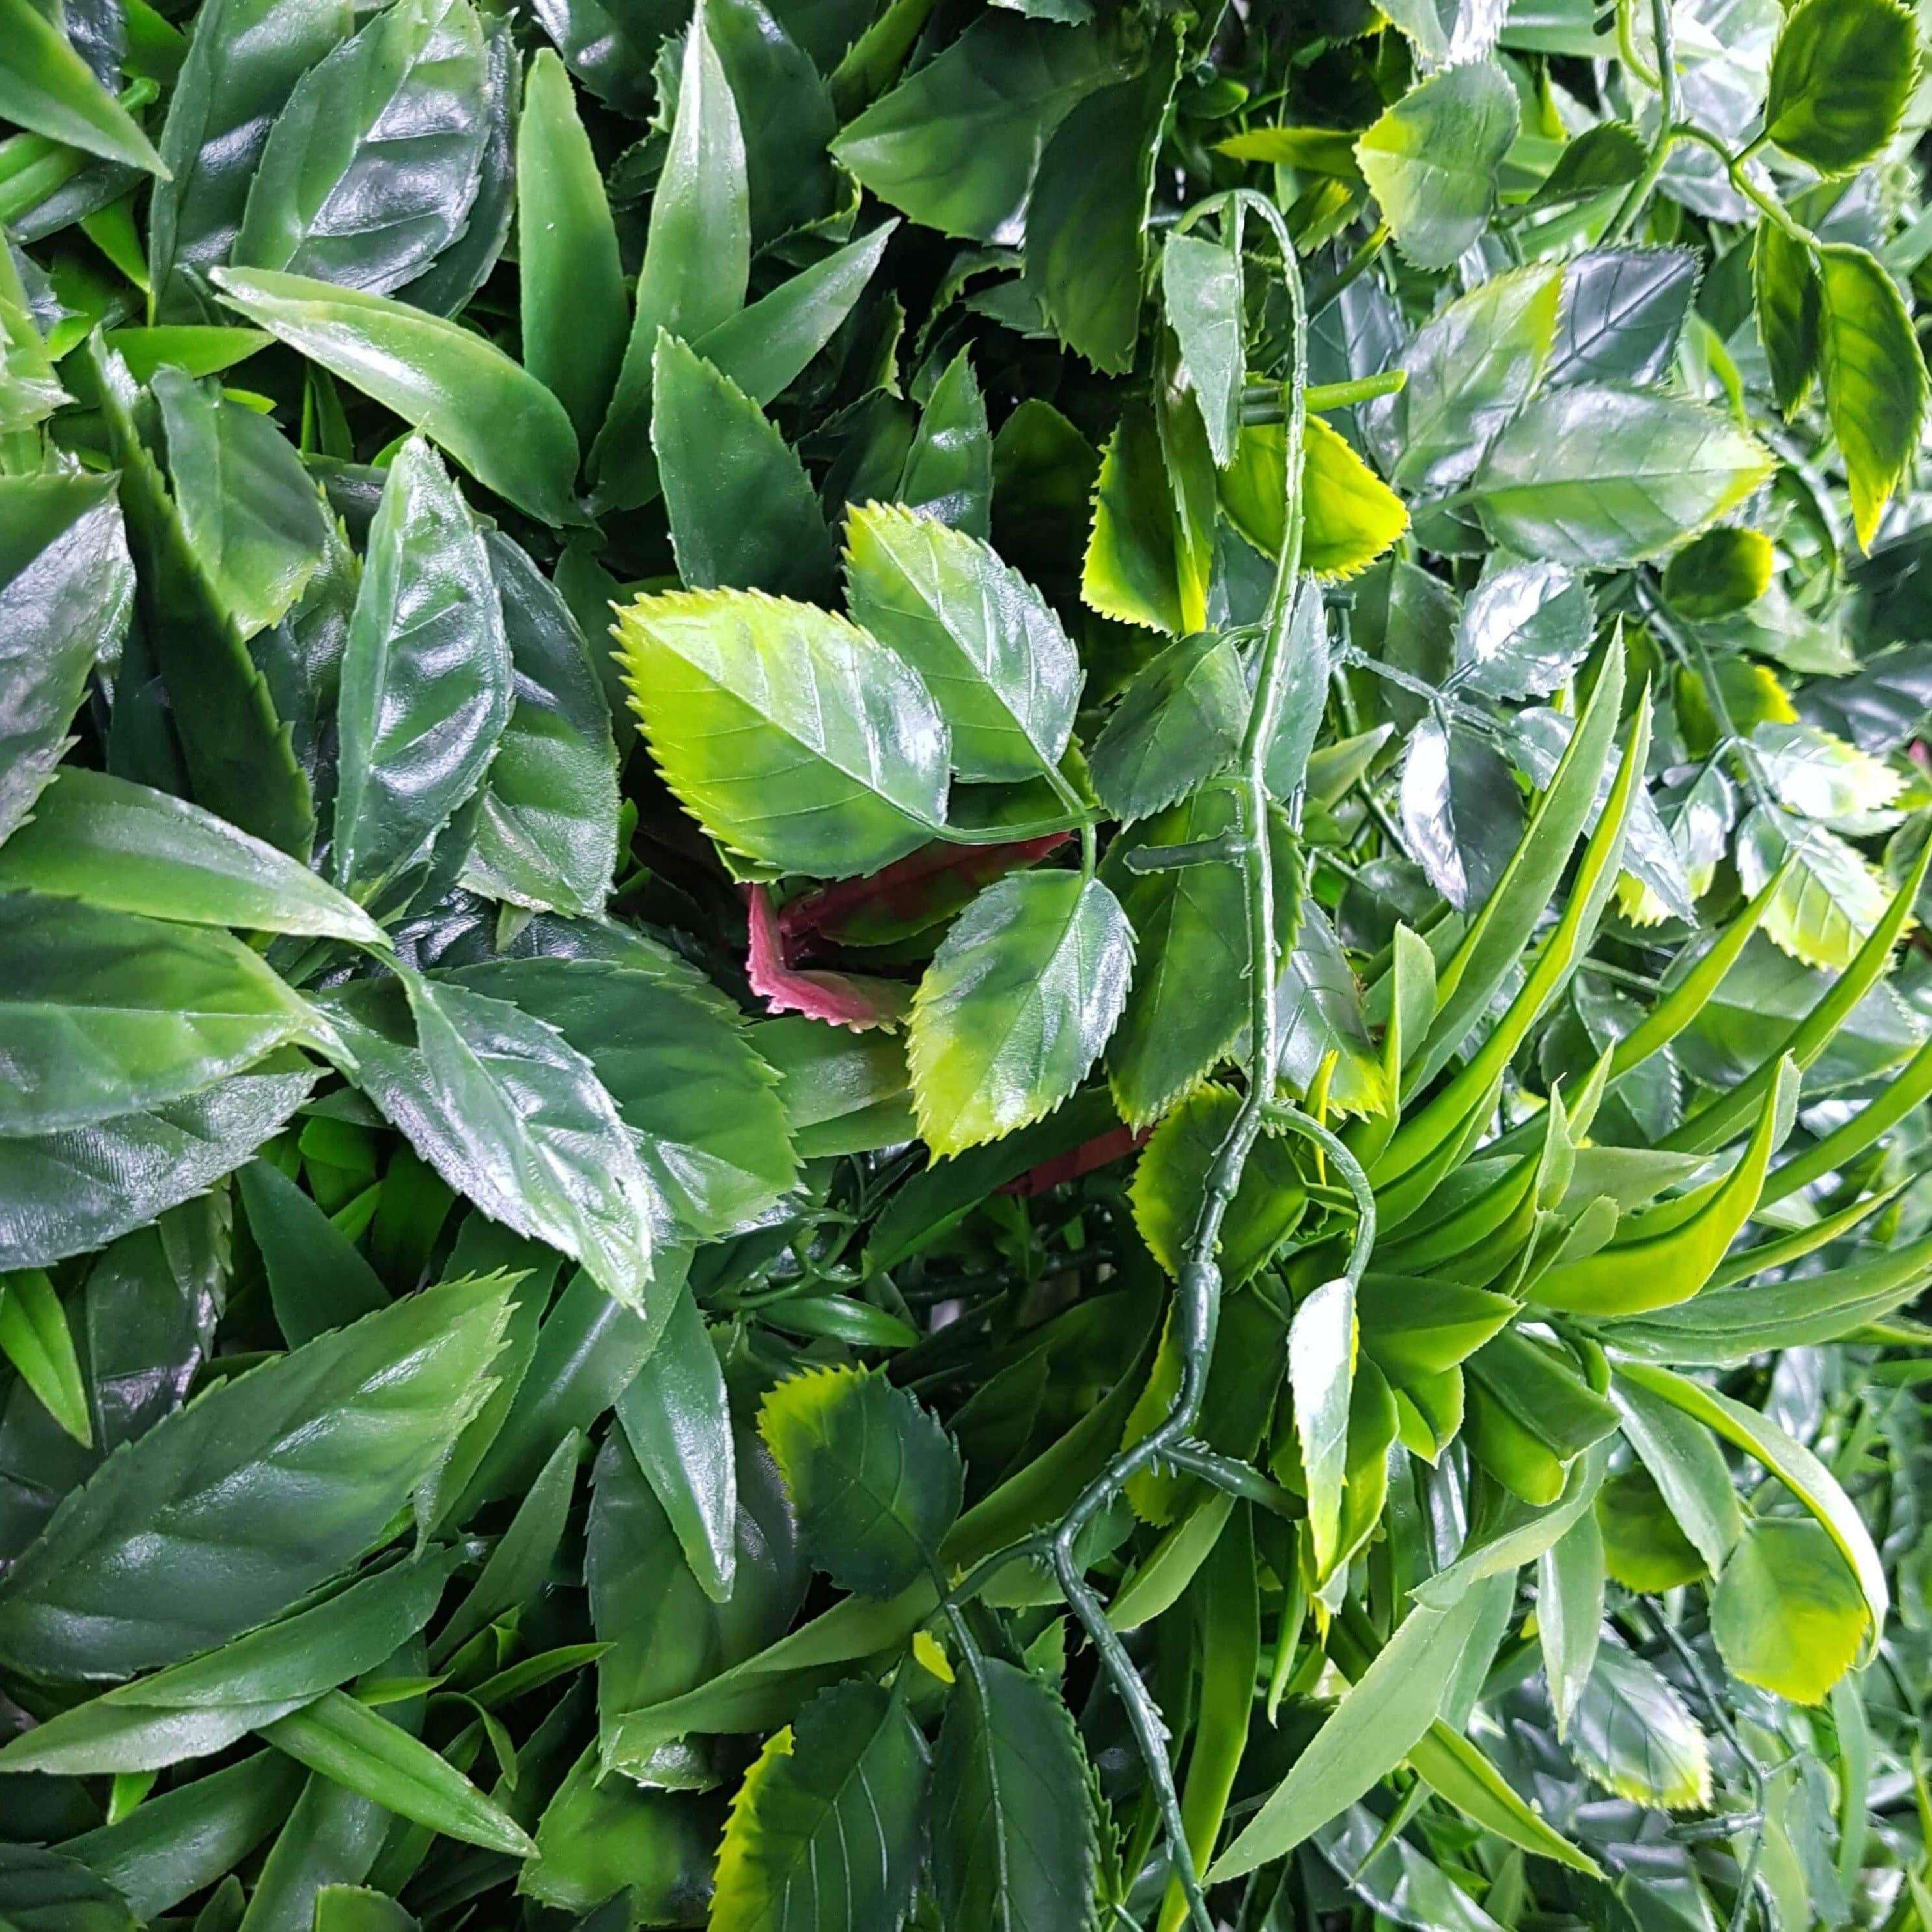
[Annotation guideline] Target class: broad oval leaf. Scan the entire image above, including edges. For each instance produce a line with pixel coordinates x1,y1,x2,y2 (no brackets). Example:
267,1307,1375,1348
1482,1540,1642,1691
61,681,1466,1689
908,869,1134,1155
615,587,950,879
931,1657,1096,1932
1565,1638,1711,1808
1470,385,1774,568
1354,61,1517,271
233,0,488,294
1711,1517,1868,1704
1764,0,1916,174
708,1681,928,1932
1088,632,1247,824
844,501,1081,784
0,1274,512,1680
758,1364,962,1597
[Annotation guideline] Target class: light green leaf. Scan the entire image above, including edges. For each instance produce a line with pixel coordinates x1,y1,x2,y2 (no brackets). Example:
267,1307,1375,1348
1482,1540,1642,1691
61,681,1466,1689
844,501,1080,785
615,587,949,879
1711,1517,1868,1703
1354,61,1517,271
759,1364,961,1597
0,1267,90,1448
908,869,1134,1156
1736,804,1890,970
899,348,993,538
1211,1586,1496,1878
0,1274,512,1679
1087,632,1247,824
1536,1514,1604,1738
1291,1276,1356,1581
1164,229,1244,466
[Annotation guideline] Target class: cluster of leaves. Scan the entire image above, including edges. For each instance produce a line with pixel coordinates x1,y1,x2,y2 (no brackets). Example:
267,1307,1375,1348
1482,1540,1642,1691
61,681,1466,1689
3,0,1932,1926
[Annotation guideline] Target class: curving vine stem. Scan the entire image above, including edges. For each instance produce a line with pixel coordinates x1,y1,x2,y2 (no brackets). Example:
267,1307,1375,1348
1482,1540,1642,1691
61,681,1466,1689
1043,188,1317,1932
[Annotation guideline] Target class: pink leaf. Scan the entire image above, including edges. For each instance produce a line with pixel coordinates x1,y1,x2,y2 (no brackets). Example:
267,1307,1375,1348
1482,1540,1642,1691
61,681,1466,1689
746,886,910,1034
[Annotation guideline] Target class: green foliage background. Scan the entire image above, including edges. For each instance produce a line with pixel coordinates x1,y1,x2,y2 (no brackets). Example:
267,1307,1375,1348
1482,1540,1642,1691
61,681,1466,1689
0,0,1931,1925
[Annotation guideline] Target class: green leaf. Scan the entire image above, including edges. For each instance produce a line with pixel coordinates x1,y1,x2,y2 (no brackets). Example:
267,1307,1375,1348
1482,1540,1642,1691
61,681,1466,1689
148,0,352,317
1164,229,1244,466
1764,0,1916,173
1755,220,1823,417
0,472,133,848
1567,1638,1711,1808
1272,901,1390,1118
516,48,626,443
1220,414,1409,583
462,533,619,921
237,1156,388,1346
708,0,836,245
708,1681,928,1932
588,1421,804,1779
1084,403,1183,632
1545,245,1698,389
0,769,385,947
652,331,835,600
1399,718,1526,914
615,587,949,879
259,1689,535,1857
908,869,1134,1156
313,1890,419,1932
1354,61,1517,272
1536,1514,1604,1737
0,235,65,433
931,1657,1096,1932
1469,385,1774,567
1711,1517,1868,1704
1211,1586,1498,1878
1130,1084,1308,1287
0,1267,91,1447
844,501,1080,784
0,1845,137,1931
1523,119,1646,210
1608,1373,1744,1572
1455,559,1592,701
759,1364,961,1597
589,1,749,513
615,1286,737,1602
831,14,1125,242
150,365,328,641
0,1274,512,1679
0,891,318,1138
82,343,314,860
211,268,582,527
232,0,488,294
1662,525,1774,618
0,1054,315,1273
316,972,660,1319
329,436,511,911
0,1548,458,1774
449,953,797,1244
1817,241,1929,550
899,348,993,539
1022,46,1173,374
520,1749,720,1917
1088,632,1247,824
0,0,167,173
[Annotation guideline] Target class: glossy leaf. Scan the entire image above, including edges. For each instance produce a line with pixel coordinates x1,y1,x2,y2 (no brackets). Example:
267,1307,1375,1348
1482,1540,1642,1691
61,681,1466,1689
1354,61,1517,271
1817,241,1928,549
1711,1517,1867,1703
1764,0,1916,173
